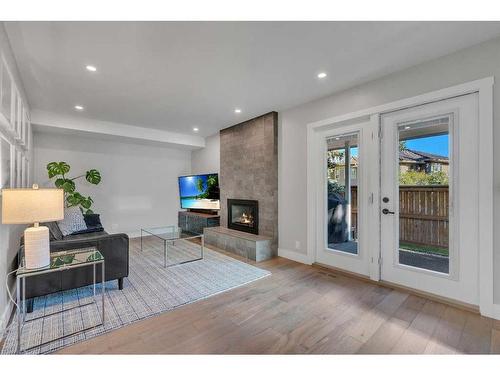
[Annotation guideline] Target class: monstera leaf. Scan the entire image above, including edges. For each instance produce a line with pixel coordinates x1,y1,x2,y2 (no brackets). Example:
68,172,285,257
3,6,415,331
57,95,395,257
55,178,76,193
66,192,84,207
54,178,65,188
47,161,100,214
86,169,101,185
47,162,70,178
80,196,93,209
62,180,76,193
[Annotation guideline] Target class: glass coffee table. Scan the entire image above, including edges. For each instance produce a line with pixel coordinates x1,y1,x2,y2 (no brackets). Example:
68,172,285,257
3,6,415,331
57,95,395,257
140,225,204,268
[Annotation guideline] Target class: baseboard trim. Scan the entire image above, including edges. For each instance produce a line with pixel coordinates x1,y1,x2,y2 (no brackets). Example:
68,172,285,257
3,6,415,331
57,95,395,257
278,248,312,265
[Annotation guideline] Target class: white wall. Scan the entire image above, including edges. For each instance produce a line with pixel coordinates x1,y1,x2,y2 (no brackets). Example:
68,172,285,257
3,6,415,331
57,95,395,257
279,35,500,302
34,132,191,237
0,24,31,334
191,133,220,175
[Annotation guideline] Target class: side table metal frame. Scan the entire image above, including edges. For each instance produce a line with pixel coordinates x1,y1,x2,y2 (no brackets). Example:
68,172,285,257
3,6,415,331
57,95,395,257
16,255,105,354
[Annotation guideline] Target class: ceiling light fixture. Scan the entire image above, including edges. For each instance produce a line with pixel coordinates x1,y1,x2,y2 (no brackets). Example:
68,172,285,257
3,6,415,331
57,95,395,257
74,105,84,111
317,72,327,79
193,127,199,132
86,65,97,72
404,126,411,130
234,108,242,114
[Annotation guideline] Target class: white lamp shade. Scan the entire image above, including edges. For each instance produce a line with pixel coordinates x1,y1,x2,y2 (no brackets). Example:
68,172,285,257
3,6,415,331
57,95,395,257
2,188,64,224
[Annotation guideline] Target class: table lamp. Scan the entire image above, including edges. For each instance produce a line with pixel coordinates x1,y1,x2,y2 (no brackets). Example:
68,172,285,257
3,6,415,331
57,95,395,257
2,184,64,269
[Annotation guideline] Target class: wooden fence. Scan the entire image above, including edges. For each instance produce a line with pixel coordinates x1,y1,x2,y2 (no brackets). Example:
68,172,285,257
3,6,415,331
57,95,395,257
347,185,448,249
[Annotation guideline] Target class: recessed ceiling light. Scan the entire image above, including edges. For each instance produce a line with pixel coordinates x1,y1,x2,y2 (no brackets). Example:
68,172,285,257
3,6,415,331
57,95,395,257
193,127,199,132
335,137,340,140
74,105,84,111
86,65,97,72
404,126,411,130
234,108,242,114
317,72,327,79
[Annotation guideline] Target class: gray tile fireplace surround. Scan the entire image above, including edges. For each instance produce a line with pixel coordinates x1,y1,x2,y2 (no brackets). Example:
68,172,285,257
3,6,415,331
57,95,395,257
204,226,273,262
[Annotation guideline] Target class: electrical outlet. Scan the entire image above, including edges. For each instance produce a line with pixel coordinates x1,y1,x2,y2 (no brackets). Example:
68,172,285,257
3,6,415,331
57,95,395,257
295,240,301,250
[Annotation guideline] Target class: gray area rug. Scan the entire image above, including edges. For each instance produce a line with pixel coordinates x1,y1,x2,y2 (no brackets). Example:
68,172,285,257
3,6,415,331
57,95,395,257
1,238,270,354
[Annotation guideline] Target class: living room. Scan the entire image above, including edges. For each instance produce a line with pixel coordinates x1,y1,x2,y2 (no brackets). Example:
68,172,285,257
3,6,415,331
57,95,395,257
1,0,500,372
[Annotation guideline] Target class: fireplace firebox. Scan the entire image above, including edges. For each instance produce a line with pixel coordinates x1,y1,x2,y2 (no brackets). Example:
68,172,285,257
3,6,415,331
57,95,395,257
227,199,259,235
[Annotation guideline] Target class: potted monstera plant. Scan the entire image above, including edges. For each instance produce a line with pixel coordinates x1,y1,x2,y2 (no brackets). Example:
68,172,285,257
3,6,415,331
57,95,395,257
47,161,102,214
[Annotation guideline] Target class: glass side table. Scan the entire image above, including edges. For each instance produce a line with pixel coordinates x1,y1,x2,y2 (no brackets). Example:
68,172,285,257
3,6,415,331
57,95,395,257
16,247,105,354
140,225,204,268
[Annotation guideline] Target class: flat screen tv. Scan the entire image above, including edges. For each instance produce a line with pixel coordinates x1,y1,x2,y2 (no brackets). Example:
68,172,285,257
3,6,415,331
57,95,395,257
178,173,220,210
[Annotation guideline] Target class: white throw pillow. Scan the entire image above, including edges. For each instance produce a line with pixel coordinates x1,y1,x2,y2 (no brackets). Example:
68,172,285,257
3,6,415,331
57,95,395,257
57,206,88,236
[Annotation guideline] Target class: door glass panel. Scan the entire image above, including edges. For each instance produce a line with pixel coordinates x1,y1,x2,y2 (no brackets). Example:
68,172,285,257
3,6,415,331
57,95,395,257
398,116,450,273
326,132,359,254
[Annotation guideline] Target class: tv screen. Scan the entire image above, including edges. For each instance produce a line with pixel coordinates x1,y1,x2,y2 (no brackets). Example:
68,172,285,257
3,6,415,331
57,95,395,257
178,173,220,210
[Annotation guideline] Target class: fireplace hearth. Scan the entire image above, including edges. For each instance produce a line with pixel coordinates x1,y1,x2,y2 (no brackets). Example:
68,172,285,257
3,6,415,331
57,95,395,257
227,199,259,235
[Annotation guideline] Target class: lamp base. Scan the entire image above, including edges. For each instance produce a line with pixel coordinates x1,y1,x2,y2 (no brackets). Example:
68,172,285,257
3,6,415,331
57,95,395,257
24,225,50,269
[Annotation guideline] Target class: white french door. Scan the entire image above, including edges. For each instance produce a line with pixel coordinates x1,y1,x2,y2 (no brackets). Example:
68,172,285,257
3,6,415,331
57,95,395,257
380,94,479,305
314,118,378,277
313,93,480,306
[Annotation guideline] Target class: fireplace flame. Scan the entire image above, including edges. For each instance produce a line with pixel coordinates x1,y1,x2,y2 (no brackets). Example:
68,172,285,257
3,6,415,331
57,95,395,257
240,212,253,224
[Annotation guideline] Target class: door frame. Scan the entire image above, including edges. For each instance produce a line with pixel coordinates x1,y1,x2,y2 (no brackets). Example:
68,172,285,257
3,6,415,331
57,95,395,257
306,77,495,318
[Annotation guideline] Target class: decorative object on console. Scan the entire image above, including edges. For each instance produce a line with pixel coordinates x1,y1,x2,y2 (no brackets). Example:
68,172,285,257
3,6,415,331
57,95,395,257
2,185,64,269
46,161,101,214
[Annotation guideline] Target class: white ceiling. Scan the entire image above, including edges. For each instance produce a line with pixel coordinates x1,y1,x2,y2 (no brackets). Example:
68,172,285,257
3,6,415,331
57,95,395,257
5,21,500,138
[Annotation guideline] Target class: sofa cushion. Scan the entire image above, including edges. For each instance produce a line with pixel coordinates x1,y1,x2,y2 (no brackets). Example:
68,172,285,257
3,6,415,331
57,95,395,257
83,213,104,231
57,206,88,236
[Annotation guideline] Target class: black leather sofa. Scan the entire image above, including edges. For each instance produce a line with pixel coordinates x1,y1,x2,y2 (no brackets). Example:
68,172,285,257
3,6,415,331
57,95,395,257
20,229,129,312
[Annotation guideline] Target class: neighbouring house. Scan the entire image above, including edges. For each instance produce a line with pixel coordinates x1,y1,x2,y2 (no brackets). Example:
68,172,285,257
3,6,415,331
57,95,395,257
399,149,449,174
329,149,448,187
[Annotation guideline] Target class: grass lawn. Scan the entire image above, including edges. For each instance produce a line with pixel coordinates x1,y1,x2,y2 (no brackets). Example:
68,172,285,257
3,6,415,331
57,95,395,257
399,242,449,257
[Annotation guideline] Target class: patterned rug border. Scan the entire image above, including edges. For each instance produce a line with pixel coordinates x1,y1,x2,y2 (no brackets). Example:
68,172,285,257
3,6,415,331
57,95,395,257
1,245,271,355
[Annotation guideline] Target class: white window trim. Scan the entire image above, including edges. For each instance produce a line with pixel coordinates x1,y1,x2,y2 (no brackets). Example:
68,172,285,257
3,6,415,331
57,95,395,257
306,77,495,318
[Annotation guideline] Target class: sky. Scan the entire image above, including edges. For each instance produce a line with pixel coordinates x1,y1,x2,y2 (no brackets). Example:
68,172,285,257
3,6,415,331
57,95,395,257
405,134,449,157
333,133,449,160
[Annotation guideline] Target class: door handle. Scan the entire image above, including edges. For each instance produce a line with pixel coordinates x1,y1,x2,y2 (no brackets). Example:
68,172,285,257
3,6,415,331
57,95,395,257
382,208,395,215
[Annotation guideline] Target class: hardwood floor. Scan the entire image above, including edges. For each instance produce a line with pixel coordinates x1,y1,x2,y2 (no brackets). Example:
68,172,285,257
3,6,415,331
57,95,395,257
57,239,500,354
